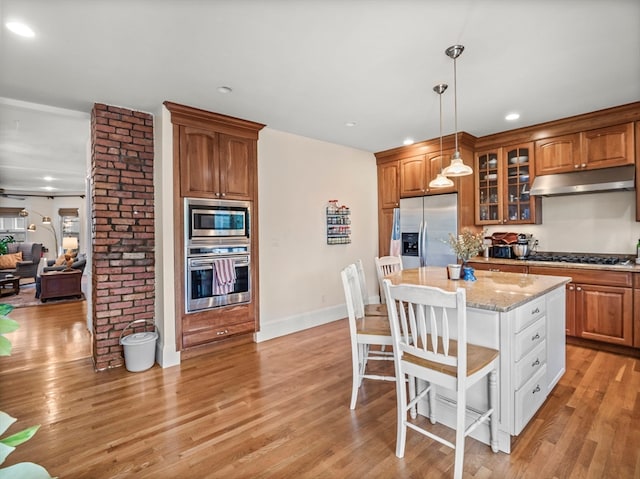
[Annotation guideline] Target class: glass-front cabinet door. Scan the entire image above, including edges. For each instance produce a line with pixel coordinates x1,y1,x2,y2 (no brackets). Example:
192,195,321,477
475,143,541,226
503,143,540,225
476,149,502,225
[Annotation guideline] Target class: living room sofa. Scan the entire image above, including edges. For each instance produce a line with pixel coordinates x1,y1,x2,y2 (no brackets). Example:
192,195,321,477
0,242,43,282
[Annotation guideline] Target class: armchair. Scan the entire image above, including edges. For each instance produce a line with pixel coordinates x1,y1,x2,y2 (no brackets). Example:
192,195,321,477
0,242,43,282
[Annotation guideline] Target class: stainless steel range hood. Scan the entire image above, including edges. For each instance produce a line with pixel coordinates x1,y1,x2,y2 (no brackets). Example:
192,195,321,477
529,165,635,196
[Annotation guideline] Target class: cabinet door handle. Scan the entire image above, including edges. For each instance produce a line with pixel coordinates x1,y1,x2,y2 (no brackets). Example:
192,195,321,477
532,385,541,394
216,329,229,336
581,163,587,168
531,307,540,315
532,358,540,367
576,286,582,291
574,164,580,169
215,192,221,197
568,285,574,291
531,332,540,341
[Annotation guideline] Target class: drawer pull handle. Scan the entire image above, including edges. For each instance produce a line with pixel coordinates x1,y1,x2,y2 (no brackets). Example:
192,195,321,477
216,329,229,336
489,268,500,272
531,358,540,367
531,332,540,341
531,307,540,315
532,385,541,394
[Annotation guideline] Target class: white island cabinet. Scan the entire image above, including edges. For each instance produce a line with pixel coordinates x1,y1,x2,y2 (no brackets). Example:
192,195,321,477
386,267,570,454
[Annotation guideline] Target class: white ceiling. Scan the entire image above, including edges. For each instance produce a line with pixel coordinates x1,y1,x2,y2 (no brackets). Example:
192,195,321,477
1,0,639,195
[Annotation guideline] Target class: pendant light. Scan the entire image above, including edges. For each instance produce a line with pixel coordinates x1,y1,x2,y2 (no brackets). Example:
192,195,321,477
442,44,473,177
428,83,454,188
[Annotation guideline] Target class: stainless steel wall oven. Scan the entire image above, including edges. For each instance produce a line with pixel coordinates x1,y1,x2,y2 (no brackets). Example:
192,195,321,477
186,244,250,313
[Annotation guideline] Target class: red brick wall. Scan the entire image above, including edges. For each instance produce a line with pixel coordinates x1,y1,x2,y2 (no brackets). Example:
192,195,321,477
91,104,155,370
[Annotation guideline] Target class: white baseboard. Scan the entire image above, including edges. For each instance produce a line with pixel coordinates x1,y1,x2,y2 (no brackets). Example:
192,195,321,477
255,303,347,342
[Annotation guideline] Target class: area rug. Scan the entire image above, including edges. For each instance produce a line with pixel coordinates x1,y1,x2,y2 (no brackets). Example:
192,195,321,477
0,283,85,308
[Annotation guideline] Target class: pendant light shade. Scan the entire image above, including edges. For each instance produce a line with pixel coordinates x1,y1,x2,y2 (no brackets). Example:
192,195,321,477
442,44,473,178
428,83,454,188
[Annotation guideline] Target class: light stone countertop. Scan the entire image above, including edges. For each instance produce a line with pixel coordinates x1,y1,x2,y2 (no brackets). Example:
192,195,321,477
385,266,571,313
468,256,640,273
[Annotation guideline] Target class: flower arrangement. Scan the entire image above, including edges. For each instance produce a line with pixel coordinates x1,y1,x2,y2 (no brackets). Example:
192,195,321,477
446,229,486,262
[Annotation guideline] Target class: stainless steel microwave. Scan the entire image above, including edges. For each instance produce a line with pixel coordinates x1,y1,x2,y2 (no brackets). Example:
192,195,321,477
185,198,250,241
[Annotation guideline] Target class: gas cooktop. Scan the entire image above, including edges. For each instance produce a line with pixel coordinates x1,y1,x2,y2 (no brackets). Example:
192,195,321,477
526,253,628,265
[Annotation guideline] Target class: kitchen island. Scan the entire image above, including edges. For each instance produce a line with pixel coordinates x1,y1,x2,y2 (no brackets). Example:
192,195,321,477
385,266,571,453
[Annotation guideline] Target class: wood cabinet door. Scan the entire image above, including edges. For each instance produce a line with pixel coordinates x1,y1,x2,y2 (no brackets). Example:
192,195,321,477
576,284,632,346
534,133,580,175
378,207,395,257
581,122,634,170
378,162,399,209
399,155,427,198
475,149,502,225
426,151,456,194
218,134,255,200
179,125,218,197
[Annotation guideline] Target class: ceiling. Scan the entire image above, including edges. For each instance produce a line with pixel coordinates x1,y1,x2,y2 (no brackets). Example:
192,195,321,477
1,0,639,196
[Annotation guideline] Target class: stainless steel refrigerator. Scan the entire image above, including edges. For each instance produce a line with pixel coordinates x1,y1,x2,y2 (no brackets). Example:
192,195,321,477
399,193,458,268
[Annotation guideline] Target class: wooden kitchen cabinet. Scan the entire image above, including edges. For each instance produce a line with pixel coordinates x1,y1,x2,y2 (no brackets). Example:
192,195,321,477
165,101,265,352
475,143,541,225
399,150,456,198
530,266,633,347
469,260,528,274
179,126,255,200
535,123,634,175
378,161,400,209
377,161,400,257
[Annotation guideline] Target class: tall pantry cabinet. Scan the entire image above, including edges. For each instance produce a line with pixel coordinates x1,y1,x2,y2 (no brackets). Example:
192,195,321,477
164,101,265,353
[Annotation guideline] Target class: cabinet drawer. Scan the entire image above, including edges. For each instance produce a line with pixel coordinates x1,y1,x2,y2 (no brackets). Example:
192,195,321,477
183,320,255,348
514,341,546,390
514,364,547,435
514,317,546,360
514,296,546,332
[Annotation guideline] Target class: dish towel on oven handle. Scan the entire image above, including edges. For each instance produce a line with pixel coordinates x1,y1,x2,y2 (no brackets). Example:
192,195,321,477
212,258,237,295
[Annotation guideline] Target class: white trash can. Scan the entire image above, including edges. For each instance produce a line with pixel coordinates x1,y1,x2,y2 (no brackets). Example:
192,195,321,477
119,319,158,372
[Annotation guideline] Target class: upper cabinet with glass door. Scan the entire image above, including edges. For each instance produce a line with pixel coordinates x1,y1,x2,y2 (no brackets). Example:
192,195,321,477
475,143,541,225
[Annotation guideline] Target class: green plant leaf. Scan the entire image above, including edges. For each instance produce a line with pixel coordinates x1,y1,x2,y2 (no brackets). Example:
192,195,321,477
0,337,12,357
0,462,54,479
0,425,40,448
0,413,16,437
0,304,13,316
0,317,19,335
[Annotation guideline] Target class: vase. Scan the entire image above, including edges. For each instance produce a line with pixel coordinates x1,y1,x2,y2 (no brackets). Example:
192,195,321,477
462,263,476,281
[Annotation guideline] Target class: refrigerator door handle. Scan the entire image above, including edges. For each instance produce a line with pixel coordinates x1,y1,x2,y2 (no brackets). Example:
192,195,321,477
418,220,428,267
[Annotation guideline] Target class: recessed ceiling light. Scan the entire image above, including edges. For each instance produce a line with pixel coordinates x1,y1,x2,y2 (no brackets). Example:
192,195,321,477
41,186,55,191
6,21,35,37
345,121,356,127
43,176,54,182
505,113,520,121
217,86,232,94
403,138,415,145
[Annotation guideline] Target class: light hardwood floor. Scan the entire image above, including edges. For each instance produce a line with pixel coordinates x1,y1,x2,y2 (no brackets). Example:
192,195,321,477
1,301,639,478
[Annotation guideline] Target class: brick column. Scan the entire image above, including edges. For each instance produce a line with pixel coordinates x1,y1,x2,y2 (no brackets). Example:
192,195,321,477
91,104,155,370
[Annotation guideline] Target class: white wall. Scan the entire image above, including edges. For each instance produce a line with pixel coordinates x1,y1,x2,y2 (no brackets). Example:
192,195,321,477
256,128,378,341
485,190,640,255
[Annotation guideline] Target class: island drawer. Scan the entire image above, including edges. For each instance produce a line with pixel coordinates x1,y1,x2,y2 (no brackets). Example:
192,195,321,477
514,341,546,390
514,364,547,435
514,316,546,360
513,296,546,332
